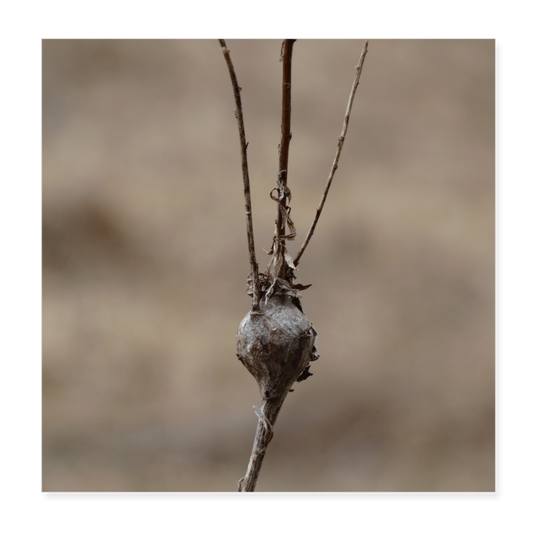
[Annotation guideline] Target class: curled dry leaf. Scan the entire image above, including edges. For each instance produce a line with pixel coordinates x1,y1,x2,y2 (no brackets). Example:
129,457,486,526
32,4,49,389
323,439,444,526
269,183,296,241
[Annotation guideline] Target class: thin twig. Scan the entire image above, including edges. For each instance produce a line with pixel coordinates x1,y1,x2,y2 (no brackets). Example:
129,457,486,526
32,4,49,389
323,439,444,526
219,39,261,311
277,40,296,276
237,396,285,492
278,39,296,194
293,40,369,267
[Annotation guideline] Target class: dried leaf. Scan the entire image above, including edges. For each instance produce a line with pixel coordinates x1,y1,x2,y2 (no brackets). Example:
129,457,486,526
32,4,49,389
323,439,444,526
265,238,276,256
274,278,293,294
293,283,312,291
277,178,291,204
284,250,297,271
264,278,277,303
296,365,313,382
270,183,296,240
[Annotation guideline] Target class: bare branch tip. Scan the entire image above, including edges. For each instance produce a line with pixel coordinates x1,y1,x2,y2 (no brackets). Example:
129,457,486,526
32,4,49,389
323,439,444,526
294,38,368,266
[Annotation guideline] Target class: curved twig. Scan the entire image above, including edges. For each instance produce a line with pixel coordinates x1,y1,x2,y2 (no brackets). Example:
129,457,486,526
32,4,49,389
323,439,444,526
293,40,369,267
219,39,261,312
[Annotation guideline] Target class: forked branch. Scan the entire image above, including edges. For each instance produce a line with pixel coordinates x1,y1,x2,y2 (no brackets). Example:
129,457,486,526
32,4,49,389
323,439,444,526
219,39,261,311
225,40,368,492
293,40,369,267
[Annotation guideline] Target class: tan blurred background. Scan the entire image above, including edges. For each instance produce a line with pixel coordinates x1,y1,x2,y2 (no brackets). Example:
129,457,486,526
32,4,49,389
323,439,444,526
42,39,494,492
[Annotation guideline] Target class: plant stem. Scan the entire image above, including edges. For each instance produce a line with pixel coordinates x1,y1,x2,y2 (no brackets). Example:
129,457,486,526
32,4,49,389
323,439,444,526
219,39,261,312
274,39,296,280
238,395,286,492
278,39,296,191
294,40,369,267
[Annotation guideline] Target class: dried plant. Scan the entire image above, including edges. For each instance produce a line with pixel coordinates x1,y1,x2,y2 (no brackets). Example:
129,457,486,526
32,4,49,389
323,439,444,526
219,39,368,492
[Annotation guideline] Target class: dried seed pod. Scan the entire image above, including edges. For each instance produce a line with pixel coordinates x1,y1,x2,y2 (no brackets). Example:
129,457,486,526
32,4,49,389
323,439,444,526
236,291,318,491
237,294,317,401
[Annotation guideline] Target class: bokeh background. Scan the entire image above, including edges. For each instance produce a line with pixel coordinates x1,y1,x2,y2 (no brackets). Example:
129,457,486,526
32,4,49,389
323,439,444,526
42,39,494,492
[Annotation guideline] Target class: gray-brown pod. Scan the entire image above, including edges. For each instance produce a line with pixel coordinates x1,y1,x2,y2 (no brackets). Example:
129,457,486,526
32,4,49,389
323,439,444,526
236,293,318,402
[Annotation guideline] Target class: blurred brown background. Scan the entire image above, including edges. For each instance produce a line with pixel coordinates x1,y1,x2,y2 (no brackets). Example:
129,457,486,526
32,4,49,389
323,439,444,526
42,39,494,492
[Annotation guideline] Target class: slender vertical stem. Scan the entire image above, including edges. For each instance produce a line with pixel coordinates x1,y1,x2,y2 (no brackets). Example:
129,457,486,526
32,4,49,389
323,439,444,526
219,39,261,311
294,40,369,267
237,396,286,492
273,39,296,280
278,39,296,192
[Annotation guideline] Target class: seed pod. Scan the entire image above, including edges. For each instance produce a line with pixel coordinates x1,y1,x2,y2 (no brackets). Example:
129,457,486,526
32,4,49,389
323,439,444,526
237,294,317,401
